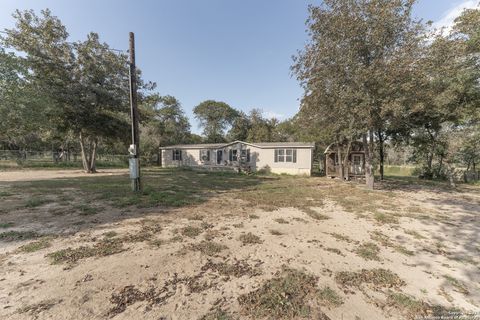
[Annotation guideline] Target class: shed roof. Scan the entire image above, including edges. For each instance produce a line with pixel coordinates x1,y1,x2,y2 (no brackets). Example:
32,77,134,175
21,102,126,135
161,140,315,150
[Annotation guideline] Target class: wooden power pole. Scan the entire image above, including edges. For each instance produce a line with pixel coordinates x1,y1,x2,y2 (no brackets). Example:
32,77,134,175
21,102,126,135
129,32,141,191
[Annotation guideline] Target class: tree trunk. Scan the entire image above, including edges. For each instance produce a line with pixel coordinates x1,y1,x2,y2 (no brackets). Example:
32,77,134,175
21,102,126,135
89,139,97,173
377,130,384,180
337,146,344,180
363,132,374,190
446,163,456,188
342,140,352,181
79,132,97,173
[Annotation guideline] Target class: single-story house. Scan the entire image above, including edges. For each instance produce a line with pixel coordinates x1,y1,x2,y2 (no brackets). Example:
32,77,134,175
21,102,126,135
160,141,315,176
324,141,365,179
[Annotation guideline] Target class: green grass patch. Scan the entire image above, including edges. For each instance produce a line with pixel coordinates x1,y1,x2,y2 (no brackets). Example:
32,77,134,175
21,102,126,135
103,231,118,238
75,204,101,216
25,198,53,208
374,212,399,224
317,286,343,308
0,230,38,242
18,238,51,253
386,292,461,319
404,229,426,240
355,242,381,261
0,222,14,229
0,191,13,197
383,165,415,177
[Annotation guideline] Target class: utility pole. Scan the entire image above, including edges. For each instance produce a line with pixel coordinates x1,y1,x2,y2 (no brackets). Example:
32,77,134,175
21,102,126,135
128,32,141,191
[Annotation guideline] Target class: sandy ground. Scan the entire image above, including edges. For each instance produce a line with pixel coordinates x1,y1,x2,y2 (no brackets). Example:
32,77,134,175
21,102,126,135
0,170,479,320
0,169,128,182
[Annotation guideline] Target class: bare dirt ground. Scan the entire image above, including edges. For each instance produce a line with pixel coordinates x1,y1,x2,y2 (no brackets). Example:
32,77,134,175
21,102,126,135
0,169,127,182
0,168,479,320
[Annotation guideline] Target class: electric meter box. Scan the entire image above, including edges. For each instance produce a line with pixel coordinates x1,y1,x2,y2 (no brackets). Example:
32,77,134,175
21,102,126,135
129,158,139,179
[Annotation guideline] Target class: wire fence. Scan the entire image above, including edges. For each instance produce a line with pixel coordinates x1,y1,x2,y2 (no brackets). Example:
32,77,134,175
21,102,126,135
0,150,129,168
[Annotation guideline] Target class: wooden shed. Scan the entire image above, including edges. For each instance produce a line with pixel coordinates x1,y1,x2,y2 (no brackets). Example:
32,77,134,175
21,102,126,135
324,141,365,179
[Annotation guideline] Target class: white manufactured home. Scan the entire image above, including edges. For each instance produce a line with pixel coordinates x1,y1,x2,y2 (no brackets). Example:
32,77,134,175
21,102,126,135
160,141,315,176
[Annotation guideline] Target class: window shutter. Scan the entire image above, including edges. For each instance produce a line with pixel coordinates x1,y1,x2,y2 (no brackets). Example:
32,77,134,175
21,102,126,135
246,149,250,162
229,149,233,161
179,150,182,161
274,149,278,162
207,150,210,161
293,150,297,163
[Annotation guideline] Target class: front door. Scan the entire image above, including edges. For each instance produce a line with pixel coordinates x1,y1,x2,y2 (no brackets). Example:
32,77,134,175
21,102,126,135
217,150,223,165
352,154,363,175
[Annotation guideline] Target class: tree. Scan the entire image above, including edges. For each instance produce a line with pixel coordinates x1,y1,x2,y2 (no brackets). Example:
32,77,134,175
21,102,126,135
227,111,250,141
245,109,277,142
0,49,43,150
3,9,154,172
141,95,191,164
293,0,425,188
193,100,238,143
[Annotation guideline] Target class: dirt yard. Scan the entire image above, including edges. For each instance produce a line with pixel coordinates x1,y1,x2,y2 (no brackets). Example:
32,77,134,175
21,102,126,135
0,168,479,320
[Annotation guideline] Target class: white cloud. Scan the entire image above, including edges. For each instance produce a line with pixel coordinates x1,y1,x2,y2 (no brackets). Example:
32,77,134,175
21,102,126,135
432,0,479,33
262,110,285,120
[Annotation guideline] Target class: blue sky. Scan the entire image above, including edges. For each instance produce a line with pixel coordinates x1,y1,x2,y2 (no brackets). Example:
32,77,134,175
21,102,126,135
0,0,476,133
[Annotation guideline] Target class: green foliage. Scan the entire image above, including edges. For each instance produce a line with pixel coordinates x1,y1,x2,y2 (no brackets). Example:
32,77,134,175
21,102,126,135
141,95,192,163
2,9,155,172
293,0,426,188
194,100,239,143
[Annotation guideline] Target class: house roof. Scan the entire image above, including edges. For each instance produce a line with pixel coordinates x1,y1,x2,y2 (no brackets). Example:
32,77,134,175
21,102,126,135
161,140,315,150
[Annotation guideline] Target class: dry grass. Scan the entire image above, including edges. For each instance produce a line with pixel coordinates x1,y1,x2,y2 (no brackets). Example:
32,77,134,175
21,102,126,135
238,268,329,319
202,260,262,278
329,232,357,244
239,232,263,245
200,308,235,320
190,241,228,256
370,231,414,256
274,218,289,224
47,239,124,265
386,292,461,320
443,275,469,295
269,229,283,236
181,226,203,238
18,299,63,317
335,269,405,291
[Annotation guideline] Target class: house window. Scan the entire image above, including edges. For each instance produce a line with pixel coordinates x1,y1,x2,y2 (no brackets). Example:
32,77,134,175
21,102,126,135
275,149,297,163
240,149,250,162
199,149,210,162
229,149,238,162
173,149,182,161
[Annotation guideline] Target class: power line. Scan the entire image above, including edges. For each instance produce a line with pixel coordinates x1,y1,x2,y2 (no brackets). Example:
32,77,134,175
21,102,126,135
0,30,126,53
